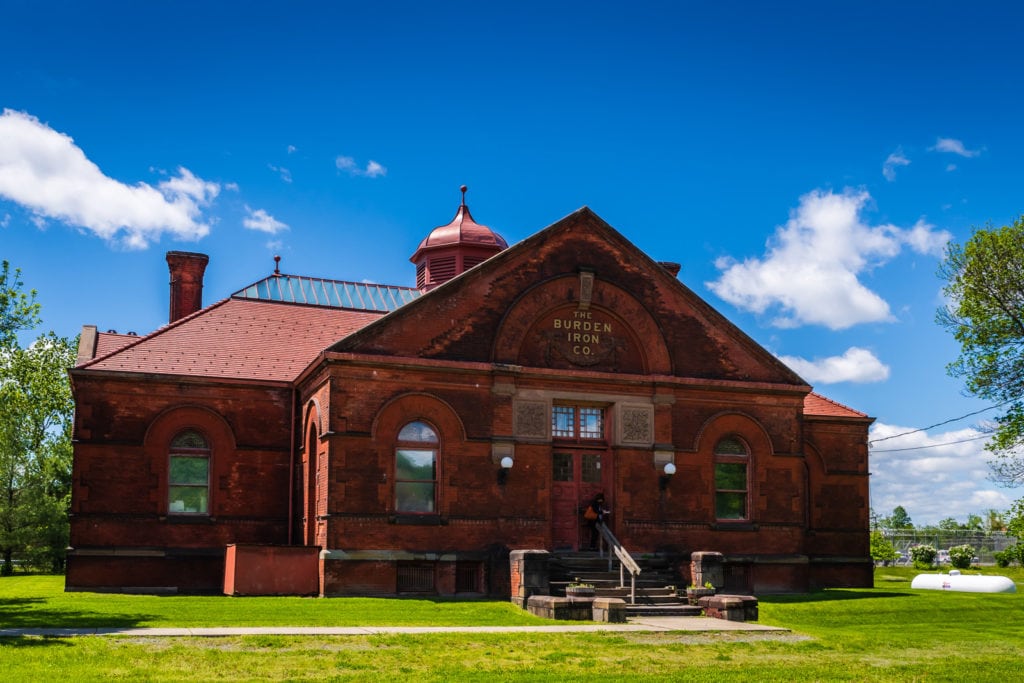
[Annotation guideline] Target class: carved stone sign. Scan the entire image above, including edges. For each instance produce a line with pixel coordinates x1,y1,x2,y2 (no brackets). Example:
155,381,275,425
538,309,626,368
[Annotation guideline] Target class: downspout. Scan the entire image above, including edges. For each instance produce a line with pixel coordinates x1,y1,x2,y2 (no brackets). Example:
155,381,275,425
287,385,296,545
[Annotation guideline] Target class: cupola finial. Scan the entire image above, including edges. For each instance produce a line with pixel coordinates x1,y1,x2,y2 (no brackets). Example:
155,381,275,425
460,185,467,207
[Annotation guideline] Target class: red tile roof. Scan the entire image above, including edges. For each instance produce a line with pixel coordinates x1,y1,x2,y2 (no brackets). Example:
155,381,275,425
804,392,869,418
94,332,140,359
80,298,384,382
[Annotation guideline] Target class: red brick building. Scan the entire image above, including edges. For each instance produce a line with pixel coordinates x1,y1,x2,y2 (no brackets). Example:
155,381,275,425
68,193,873,595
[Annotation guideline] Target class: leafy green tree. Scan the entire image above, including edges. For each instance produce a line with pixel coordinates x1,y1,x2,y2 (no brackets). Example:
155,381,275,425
984,509,1006,532
938,517,960,532
870,530,899,565
0,261,40,347
1007,499,1024,541
882,505,914,530
0,263,75,575
937,218,1024,487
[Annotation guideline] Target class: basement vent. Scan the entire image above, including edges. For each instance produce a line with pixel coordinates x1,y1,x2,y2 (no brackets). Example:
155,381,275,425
396,561,436,593
456,561,481,593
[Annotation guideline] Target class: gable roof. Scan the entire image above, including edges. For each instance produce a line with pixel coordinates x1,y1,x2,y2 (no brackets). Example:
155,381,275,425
803,392,869,419
78,298,384,382
330,207,809,387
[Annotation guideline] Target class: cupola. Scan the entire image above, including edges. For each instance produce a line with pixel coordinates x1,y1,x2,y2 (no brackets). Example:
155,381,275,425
410,186,507,291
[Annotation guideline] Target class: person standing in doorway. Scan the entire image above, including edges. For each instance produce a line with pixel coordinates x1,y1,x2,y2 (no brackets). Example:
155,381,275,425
585,493,609,550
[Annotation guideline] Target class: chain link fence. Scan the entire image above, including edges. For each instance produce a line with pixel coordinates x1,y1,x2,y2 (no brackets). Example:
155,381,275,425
878,529,1018,565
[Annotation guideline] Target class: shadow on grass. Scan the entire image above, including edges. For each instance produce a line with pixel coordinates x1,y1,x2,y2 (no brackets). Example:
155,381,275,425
0,597,156,629
759,589,912,604
0,636,75,649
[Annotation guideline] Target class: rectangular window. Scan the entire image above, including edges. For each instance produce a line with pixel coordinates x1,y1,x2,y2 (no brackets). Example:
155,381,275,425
581,453,602,483
552,405,605,442
714,462,747,520
396,448,436,513
169,455,209,514
552,452,573,482
552,406,575,438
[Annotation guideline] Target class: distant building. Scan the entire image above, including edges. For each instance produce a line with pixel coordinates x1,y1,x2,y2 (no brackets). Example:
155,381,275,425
68,190,873,595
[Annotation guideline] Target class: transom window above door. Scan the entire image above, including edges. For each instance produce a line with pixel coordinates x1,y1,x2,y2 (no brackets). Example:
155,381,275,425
552,405,605,441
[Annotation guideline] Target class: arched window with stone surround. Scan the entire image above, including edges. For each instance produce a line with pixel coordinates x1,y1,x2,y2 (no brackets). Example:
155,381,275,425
714,435,749,521
395,421,438,513
168,429,210,515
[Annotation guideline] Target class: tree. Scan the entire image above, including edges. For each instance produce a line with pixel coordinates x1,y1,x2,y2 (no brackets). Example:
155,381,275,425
937,218,1024,486
0,263,74,575
882,505,914,530
870,530,899,565
0,261,40,347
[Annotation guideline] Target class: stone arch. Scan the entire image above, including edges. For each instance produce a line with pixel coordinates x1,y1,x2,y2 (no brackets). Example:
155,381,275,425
691,410,774,457
492,274,672,375
371,392,467,444
144,404,237,516
302,398,325,446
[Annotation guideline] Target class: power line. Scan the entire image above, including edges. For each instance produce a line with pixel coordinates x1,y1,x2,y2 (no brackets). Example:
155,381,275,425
867,398,1016,445
869,433,991,453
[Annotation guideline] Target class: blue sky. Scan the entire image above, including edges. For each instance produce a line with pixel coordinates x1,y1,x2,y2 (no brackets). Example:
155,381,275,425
3,1,1023,525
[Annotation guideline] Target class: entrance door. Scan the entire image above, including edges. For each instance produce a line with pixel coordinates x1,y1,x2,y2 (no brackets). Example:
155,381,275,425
551,450,607,550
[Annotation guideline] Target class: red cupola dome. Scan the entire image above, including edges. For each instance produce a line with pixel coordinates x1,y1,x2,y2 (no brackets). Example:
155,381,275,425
410,186,507,291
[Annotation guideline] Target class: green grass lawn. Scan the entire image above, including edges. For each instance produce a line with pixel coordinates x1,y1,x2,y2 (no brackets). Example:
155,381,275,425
2,568,1023,681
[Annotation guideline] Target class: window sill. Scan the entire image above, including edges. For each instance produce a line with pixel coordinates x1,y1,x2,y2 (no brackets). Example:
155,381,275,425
163,514,214,524
389,514,447,526
713,521,757,531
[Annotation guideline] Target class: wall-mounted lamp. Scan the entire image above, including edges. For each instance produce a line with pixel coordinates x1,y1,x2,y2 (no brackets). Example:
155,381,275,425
498,456,514,485
659,462,676,491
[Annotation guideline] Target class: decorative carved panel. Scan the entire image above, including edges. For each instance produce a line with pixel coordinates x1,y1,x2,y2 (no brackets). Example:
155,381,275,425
618,403,654,446
513,400,548,440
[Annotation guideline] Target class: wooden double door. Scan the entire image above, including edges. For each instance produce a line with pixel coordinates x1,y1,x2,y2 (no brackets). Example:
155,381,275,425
551,449,610,550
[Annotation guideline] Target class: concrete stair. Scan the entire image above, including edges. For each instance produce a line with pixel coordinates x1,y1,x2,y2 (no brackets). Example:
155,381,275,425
549,551,701,617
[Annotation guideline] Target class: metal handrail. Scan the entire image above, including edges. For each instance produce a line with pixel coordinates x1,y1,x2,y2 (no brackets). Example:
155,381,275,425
597,522,641,604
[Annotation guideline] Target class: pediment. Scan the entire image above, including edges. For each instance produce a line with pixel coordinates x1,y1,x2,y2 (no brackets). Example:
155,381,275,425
330,208,805,386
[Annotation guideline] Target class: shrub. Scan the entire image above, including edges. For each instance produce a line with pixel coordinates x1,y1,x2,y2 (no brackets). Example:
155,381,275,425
948,544,975,569
910,544,937,569
870,530,899,565
994,549,1013,568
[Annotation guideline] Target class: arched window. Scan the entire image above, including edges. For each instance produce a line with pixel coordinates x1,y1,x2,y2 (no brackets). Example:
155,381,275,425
714,436,748,520
169,429,210,515
395,421,438,513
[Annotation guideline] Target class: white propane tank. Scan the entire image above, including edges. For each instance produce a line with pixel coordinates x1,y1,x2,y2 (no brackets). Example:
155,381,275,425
910,571,1016,593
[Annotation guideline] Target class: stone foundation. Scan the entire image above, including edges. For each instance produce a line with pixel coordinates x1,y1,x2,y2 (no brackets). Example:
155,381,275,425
698,594,759,622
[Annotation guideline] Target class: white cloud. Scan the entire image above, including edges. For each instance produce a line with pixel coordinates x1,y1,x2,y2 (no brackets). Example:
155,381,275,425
268,163,292,184
336,154,387,178
0,109,219,249
882,148,910,181
707,189,953,329
286,145,296,155
869,422,1019,525
778,347,890,384
930,137,981,158
0,213,9,228
224,182,240,192
243,206,288,234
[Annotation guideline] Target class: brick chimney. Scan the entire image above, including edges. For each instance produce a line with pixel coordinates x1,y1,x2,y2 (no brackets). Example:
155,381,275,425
166,251,209,323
